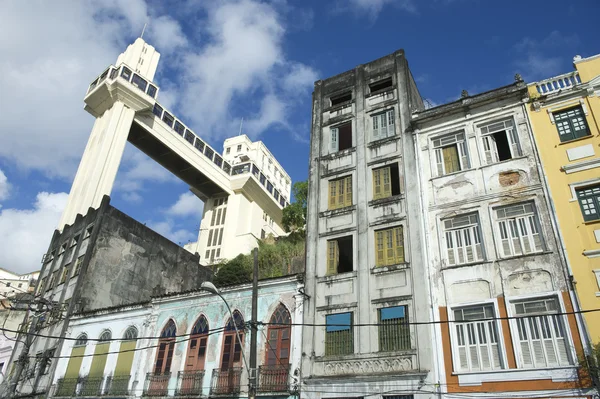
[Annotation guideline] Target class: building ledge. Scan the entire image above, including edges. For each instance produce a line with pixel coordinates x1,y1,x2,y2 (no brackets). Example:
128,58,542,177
367,135,400,149
319,205,356,218
496,250,553,262
454,366,579,386
319,147,356,162
368,195,402,208
583,249,600,258
316,271,357,284
371,263,409,274
557,133,594,146
312,351,417,377
562,156,600,174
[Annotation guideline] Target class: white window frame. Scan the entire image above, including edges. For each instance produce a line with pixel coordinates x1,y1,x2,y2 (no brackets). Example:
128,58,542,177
442,213,484,266
494,202,544,258
593,269,600,296
448,300,505,373
479,118,522,165
371,108,395,141
432,132,470,176
506,294,574,369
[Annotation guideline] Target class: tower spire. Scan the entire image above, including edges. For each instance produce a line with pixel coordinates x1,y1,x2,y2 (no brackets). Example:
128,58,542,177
140,22,147,39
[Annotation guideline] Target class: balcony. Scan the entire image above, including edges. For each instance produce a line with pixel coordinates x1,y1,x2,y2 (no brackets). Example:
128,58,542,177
79,376,104,396
105,374,131,396
534,71,581,95
210,368,242,396
55,377,78,397
175,370,205,396
143,372,171,397
257,365,290,393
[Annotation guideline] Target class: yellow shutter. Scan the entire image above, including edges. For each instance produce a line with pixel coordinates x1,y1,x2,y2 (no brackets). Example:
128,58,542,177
375,231,385,266
373,169,381,200
382,167,391,198
64,346,85,378
114,341,136,375
442,146,460,173
337,178,345,208
327,240,338,275
88,343,110,377
344,176,352,207
395,227,405,263
385,229,394,266
329,180,337,210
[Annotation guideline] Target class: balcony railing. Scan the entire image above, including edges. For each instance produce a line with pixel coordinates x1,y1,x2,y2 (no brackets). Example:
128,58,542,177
535,71,581,95
176,370,205,396
55,377,79,397
257,364,290,393
210,368,242,395
79,376,104,396
105,374,131,396
143,372,171,397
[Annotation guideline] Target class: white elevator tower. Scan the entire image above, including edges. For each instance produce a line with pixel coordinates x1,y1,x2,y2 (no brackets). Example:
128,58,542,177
59,38,291,264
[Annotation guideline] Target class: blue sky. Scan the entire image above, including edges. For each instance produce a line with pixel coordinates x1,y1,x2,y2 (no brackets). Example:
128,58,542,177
0,0,598,274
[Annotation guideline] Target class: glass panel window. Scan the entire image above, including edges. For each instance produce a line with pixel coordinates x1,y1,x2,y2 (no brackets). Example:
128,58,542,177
152,104,163,118
325,313,353,356
433,133,469,176
374,226,404,267
495,202,543,257
554,106,590,142
371,109,395,141
328,176,352,210
480,118,521,164
576,185,600,221
452,304,502,372
131,74,148,91
512,297,572,368
443,213,484,266
379,306,410,351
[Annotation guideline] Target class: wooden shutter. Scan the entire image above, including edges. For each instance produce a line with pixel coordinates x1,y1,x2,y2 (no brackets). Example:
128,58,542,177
372,114,379,140
435,149,444,176
330,128,339,152
482,136,496,164
344,176,352,207
507,128,521,157
509,219,522,255
328,180,337,209
64,346,85,378
443,146,460,173
114,341,136,376
394,227,404,263
385,229,394,266
221,335,233,370
387,109,395,137
445,231,456,265
380,112,388,137
458,141,469,169
89,342,109,377
382,167,391,198
337,178,345,208
327,240,338,275
373,169,382,200
375,231,385,267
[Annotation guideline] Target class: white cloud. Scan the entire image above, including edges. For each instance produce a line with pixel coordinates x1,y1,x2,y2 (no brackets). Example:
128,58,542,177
514,31,580,80
166,192,204,218
0,192,68,274
0,1,186,179
147,219,196,245
340,0,416,20
0,169,9,202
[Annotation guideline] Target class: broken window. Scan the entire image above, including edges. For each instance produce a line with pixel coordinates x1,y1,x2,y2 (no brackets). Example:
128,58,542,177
432,133,469,176
372,109,395,141
330,122,352,152
326,236,353,275
372,164,400,200
369,77,393,94
330,91,352,107
328,176,352,210
480,119,521,164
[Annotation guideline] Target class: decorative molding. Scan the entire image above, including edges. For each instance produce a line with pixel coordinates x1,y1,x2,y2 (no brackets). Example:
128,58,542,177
562,157,600,174
322,356,413,376
583,249,600,258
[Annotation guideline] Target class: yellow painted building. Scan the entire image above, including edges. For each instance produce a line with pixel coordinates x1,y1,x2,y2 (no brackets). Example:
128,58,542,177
527,54,600,342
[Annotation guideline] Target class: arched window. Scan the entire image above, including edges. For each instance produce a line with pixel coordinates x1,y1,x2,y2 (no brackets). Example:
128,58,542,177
220,311,244,371
185,316,209,372
99,330,112,342
154,320,177,374
124,326,138,341
265,304,291,366
74,333,88,346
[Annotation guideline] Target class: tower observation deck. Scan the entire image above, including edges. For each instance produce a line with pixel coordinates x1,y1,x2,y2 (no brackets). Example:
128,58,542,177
59,38,291,265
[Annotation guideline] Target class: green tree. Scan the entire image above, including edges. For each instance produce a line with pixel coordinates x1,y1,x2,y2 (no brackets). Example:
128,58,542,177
213,254,252,287
282,180,308,233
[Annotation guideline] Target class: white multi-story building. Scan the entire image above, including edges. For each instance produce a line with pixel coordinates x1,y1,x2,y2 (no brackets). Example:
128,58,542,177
302,50,436,399
50,275,303,398
0,268,39,297
411,80,592,397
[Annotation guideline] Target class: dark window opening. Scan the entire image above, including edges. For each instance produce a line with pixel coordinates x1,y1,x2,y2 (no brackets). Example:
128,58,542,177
492,132,512,161
184,130,194,144
338,122,352,151
388,163,401,196
213,155,223,168
369,78,393,94
327,236,353,275
152,104,163,118
147,84,158,98
174,121,185,136
204,146,215,160
162,112,174,128
223,161,231,174
194,138,205,152
330,92,352,107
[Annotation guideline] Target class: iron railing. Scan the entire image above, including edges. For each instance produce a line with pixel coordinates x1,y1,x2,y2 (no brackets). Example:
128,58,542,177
105,374,131,396
79,376,105,396
55,377,79,397
175,370,205,396
325,329,353,356
143,372,171,397
379,319,411,352
257,364,290,392
210,368,242,395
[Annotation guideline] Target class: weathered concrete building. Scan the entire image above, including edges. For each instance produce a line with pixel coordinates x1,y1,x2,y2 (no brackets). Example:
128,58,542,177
302,50,436,398
7,196,213,397
50,275,303,398
411,81,592,397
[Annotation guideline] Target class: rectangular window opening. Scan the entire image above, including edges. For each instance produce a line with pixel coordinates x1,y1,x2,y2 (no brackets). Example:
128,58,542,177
576,185,600,222
379,306,410,352
330,92,352,107
325,312,353,356
554,106,590,142
433,133,469,176
369,78,393,94
330,122,353,152
326,236,353,275
373,163,400,200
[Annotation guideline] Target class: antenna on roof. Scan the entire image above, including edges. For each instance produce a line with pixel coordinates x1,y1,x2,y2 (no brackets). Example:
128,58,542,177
140,22,148,39
238,117,244,136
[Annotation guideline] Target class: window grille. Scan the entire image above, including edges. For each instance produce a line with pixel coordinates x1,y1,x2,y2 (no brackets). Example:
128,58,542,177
325,313,353,356
378,306,410,351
